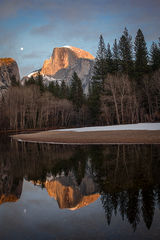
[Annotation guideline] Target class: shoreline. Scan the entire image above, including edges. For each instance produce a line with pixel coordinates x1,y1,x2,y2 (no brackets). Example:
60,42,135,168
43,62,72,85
12,129,160,144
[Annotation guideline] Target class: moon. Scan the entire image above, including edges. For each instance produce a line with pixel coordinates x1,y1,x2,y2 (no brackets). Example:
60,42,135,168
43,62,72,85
20,47,24,51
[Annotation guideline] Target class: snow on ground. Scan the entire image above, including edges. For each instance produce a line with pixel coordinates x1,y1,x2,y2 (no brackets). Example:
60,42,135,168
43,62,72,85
54,123,160,132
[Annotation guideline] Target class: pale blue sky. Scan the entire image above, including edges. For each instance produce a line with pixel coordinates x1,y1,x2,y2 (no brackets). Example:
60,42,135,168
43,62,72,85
0,0,159,77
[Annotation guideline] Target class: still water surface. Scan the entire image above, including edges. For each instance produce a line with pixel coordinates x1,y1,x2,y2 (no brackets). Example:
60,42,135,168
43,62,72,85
0,136,160,239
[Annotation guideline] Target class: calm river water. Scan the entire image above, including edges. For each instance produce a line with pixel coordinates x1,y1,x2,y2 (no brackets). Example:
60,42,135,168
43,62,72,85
0,136,160,240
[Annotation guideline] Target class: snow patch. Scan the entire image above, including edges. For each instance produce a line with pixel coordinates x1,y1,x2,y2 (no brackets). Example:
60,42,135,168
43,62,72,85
43,75,57,82
27,71,38,78
53,123,160,132
62,46,72,49
42,75,63,86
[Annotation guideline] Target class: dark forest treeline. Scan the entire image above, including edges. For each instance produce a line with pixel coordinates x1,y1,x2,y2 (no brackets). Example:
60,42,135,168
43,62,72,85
0,27,160,130
0,73,88,130
89,28,160,124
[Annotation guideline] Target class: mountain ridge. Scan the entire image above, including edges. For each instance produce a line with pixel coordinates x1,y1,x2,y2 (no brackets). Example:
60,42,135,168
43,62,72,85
24,46,95,93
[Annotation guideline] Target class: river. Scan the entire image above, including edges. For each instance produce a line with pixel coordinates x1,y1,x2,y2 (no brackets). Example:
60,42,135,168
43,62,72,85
0,135,160,239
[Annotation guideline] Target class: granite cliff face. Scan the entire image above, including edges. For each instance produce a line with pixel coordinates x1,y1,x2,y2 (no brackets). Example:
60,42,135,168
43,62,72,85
0,58,20,87
40,46,95,93
0,58,20,97
41,46,94,76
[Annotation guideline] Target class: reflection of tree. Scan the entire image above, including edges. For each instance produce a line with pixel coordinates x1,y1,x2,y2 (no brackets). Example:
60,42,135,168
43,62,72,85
0,137,23,204
97,144,160,230
119,191,128,221
70,148,87,185
111,192,119,215
156,185,160,210
100,188,157,231
141,187,155,229
126,190,140,231
101,194,114,225
101,190,141,230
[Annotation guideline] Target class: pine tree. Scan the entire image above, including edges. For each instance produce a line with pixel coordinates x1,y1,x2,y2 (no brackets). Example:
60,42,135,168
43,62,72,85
89,34,107,123
70,72,83,112
26,76,36,86
59,80,68,98
48,81,56,95
92,34,107,88
112,39,120,72
134,29,148,81
54,81,60,97
119,27,133,75
88,81,101,124
106,43,113,73
150,42,160,71
35,72,45,93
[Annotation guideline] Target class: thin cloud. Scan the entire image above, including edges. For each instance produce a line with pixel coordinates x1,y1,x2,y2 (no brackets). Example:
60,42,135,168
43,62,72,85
23,51,48,59
31,23,55,36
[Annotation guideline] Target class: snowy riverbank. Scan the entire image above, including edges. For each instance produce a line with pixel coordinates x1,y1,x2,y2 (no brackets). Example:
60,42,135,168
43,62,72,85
54,123,160,132
12,123,160,145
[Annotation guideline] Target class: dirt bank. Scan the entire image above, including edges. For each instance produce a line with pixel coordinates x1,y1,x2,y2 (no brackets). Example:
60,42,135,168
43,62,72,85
12,129,160,144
